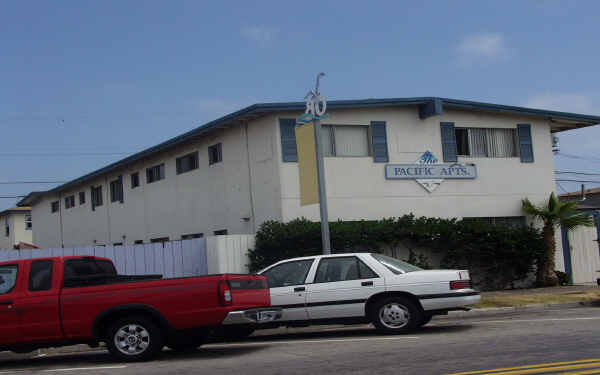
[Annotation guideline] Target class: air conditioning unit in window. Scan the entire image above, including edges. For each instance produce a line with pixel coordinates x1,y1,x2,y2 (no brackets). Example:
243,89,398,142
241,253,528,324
552,135,560,153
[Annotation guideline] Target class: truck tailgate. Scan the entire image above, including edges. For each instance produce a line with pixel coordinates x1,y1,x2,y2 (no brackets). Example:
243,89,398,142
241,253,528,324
225,275,271,309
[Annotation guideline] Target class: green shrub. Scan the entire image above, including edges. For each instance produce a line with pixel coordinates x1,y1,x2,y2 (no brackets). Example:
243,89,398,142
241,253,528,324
248,215,545,291
555,270,571,286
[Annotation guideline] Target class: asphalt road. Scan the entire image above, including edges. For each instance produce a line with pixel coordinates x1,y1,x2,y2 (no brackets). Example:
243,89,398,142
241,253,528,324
1,306,599,375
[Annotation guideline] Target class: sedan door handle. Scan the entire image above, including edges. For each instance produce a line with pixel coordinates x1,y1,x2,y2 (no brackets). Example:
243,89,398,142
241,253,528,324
294,287,306,292
0,301,13,305
361,281,374,287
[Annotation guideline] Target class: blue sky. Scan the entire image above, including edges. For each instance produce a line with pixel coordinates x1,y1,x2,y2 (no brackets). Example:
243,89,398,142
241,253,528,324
1,0,599,210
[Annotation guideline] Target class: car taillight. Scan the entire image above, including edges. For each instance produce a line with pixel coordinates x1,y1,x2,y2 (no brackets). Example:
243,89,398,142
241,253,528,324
450,280,471,290
219,280,233,306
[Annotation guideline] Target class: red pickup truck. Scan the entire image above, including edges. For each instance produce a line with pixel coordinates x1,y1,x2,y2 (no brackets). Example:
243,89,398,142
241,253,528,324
0,256,280,361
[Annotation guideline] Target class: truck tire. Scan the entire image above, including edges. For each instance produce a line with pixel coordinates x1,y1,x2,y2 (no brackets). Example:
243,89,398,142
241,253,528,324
370,296,422,334
106,315,164,362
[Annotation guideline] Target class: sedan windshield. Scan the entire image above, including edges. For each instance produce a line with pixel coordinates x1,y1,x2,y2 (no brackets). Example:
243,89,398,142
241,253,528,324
371,254,423,274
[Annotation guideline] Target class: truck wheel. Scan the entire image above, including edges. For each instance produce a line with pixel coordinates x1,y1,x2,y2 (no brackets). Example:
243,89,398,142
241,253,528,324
370,297,422,334
106,316,164,362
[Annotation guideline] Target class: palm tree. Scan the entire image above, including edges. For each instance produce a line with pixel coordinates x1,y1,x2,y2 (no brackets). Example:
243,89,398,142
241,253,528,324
522,192,594,287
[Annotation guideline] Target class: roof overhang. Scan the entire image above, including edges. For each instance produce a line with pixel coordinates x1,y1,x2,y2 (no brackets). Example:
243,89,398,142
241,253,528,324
21,97,600,204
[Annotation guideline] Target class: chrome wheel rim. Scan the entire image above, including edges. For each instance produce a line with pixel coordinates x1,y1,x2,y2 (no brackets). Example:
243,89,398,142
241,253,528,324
114,324,150,356
379,303,410,329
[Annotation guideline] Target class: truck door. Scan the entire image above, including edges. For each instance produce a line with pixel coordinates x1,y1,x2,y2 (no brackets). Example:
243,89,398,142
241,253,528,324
19,259,62,342
0,263,22,344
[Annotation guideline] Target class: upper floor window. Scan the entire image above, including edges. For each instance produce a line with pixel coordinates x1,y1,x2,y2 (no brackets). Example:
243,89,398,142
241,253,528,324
131,172,140,189
4,217,8,237
51,201,59,213
79,192,85,205
321,125,371,157
181,233,203,240
146,164,165,183
64,195,75,209
91,186,103,210
25,214,32,230
177,152,199,174
455,128,518,158
213,229,228,236
110,177,124,203
208,143,222,165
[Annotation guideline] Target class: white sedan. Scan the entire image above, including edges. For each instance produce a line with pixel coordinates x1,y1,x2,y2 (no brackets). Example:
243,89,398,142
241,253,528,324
256,253,480,334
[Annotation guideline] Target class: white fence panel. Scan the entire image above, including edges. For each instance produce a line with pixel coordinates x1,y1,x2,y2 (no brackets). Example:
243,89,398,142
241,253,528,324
206,235,253,274
171,241,184,277
162,242,175,279
568,225,600,284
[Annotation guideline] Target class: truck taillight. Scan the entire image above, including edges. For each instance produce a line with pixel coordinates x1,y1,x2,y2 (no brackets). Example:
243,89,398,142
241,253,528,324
450,280,471,290
219,281,233,306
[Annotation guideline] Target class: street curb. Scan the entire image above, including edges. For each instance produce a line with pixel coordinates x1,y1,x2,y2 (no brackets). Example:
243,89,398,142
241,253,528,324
440,300,600,319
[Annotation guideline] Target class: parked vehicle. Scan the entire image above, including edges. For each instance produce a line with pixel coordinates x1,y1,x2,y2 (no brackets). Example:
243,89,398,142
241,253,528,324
0,256,280,361
247,253,479,336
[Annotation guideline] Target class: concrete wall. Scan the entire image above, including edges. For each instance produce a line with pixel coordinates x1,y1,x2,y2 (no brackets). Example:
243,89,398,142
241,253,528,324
0,211,33,250
32,119,280,248
276,106,556,222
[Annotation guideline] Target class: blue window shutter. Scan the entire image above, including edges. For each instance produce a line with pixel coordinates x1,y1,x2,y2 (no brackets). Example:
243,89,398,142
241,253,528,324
371,121,389,163
279,118,298,162
440,122,457,162
517,124,534,163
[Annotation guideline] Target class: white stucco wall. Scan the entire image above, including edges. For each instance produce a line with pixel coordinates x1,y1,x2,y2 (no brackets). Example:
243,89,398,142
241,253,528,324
276,106,557,222
30,104,561,249
0,211,33,250
32,116,284,248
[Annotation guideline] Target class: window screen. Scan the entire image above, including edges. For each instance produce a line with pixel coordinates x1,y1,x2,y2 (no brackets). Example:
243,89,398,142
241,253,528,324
29,260,53,292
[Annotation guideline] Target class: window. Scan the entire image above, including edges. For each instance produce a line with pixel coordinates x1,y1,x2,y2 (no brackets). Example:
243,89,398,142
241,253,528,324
134,240,144,245
113,242,123,246
314,257,379,283
131,172,140,188
91,186,103,210
371,254,423,275
146,164,165,183
29,260,53,292
176,152,199,174
261,260,314,288
151,237,169,243
213,229,228,236
4,217,8,237
25,214,32,230
0,265,18,294
110,177,124,203
321,125,371,157
455,128,518,158
181,233,203,240
63,258,117,288
51,201,59,213
79,192,85,205
462,216,526,228
208,143,222,165
64,195,75,209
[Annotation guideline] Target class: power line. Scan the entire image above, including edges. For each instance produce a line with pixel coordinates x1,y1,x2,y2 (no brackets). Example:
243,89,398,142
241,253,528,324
556,181,569,194
555,152,600,163
555,179,600,184
0,196,26,199
0,152,130,157
555,170,600,176
0,181,66,185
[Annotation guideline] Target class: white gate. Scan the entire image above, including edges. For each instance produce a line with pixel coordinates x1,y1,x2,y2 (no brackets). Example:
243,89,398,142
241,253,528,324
0,239,208,278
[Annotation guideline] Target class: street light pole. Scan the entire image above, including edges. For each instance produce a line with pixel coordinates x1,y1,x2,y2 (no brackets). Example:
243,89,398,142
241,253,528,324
312,116,331,254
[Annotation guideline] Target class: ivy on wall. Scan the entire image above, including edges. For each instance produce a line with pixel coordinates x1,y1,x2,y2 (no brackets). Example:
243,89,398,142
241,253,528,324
248,215,545,290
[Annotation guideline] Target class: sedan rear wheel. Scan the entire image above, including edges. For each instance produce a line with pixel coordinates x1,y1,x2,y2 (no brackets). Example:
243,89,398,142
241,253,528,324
371,297,421,334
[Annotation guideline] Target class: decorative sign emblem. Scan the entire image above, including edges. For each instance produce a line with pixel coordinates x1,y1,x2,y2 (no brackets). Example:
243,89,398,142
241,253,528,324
297,72,329,125
385,151,477,193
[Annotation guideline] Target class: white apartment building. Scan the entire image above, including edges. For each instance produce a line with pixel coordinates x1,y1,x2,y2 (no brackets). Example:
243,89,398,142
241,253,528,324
19,97,600,249
0,207,33,250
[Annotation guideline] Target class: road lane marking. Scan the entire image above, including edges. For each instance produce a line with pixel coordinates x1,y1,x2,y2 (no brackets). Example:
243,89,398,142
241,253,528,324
558,369,600,375
455,317,600,325
206,336,419,348
0,365,127,374
448,359,600,375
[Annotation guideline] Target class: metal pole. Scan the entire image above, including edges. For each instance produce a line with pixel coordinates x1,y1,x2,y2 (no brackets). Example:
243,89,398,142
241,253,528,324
313,118,331,254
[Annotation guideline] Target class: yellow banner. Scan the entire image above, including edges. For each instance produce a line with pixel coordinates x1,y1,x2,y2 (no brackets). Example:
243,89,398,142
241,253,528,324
295,122,319,206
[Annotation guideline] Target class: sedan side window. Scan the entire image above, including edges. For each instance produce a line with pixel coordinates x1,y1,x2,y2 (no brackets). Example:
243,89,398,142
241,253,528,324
314,257,379,283
262,260,314,288
0,265,19,295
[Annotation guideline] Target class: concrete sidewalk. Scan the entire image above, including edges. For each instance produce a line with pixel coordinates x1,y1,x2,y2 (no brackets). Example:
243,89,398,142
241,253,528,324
481,284,597,298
